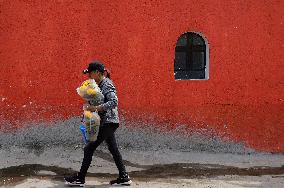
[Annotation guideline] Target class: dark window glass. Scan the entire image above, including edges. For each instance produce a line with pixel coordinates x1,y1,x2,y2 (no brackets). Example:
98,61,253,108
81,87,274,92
174,52,187,70
192,52,204,70
176,35,187,46
192,36,204,45
174,32,207,80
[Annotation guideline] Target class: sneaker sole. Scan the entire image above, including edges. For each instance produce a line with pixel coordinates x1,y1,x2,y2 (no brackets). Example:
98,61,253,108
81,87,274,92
65,181,85,187
111,180,132,186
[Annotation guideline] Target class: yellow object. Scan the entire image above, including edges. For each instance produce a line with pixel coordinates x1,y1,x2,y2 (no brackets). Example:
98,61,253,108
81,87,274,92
77,79,103,143
81,80,90,87
84,110,93,119
78,86,86,97
86,88,97,95
77,79,101,99
83,110,101,142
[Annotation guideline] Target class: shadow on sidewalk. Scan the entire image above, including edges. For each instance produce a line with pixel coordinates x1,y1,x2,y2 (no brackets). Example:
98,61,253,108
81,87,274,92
1,163,284,187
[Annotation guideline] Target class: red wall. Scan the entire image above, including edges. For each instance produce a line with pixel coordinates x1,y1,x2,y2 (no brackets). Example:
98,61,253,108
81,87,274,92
0,0,283,152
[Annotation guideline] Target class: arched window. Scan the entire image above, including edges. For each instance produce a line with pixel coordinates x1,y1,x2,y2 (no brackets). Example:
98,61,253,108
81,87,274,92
174,32,209,80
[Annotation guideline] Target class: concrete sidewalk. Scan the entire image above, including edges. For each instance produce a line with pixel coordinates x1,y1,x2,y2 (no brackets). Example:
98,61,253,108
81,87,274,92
2,175,284,188
1,121,284,187
1,148,284,188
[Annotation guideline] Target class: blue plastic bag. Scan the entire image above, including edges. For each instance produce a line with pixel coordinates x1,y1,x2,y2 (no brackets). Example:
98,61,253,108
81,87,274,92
80,124,88,144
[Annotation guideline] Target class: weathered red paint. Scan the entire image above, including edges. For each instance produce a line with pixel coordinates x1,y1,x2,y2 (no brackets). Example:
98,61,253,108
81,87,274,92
0,0,283,152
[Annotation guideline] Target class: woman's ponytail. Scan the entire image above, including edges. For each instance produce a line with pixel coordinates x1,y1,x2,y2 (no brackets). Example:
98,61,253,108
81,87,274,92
103,68,111,79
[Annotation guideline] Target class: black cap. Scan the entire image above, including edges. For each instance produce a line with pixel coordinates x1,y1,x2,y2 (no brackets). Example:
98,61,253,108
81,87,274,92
83,61,105,74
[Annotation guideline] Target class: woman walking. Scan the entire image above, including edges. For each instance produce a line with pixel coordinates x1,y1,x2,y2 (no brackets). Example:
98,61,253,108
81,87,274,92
64,61,131,186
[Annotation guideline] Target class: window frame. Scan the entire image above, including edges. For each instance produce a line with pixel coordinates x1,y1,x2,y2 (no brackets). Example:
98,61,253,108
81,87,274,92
174,32,209,80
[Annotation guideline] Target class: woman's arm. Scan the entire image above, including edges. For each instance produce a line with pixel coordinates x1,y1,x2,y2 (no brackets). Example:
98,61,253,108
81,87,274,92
85,91,118,112
98,91,118,111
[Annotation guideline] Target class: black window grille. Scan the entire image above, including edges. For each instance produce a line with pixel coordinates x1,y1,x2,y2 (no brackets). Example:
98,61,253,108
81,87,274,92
174,32,208,80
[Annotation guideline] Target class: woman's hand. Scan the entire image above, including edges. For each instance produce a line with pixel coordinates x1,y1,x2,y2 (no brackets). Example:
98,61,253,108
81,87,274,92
83,104,103,112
